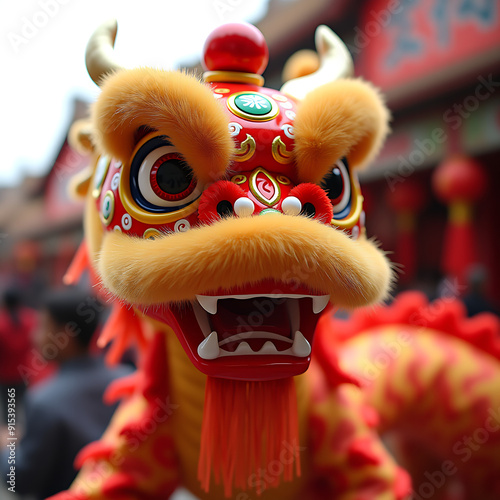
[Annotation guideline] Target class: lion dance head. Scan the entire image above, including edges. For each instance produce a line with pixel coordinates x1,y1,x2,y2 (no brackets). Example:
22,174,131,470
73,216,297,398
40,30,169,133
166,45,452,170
69,20,392,495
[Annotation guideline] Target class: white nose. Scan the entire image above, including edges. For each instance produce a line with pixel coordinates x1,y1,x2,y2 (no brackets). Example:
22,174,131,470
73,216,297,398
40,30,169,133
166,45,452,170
281,196,302,216
234,197,255,217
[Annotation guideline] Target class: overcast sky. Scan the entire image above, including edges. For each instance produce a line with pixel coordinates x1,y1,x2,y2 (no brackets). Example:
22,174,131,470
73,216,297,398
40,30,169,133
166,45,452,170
1,0,269,187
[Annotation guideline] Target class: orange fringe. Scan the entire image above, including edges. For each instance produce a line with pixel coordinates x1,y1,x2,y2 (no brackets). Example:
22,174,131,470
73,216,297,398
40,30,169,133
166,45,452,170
198,377,300,497
63,242,89,285
97,303,148,366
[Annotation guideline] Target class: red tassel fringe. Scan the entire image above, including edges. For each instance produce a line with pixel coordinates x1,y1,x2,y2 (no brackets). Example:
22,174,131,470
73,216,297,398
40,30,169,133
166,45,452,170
198,377,301,497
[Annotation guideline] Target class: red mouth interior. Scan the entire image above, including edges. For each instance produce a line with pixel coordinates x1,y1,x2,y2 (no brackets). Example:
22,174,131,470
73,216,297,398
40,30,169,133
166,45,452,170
142,280,327,381
211,298,295,352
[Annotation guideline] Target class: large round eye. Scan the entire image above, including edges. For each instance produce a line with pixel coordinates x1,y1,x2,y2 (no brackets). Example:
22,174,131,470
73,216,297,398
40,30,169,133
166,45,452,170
148,153,195,201
131,136,201,211
320,158,351,217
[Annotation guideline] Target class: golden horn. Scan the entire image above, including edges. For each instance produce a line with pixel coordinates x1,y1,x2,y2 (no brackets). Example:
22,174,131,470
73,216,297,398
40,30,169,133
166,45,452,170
85,19,124,86
280,25,354,101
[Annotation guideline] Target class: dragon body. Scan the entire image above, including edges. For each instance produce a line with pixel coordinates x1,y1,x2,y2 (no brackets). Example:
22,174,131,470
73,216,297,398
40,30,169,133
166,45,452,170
52,21,500,500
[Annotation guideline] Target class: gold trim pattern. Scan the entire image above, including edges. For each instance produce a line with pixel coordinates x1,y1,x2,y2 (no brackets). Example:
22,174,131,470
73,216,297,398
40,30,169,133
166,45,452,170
101,190,115,226
203,71,264,86
272,136,293,164
234,134,256,162
250,168,281,207
277,175,291,185
231,174,247,184
213,88,230,93
143,228,162,240
227,92,279,122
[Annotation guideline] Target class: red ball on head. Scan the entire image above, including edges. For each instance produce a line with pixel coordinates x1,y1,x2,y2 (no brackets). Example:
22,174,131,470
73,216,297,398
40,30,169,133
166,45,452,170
202,23,269,74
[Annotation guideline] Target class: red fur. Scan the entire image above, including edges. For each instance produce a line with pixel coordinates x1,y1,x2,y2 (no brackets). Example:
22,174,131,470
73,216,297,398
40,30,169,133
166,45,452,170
326,291,500,359
198,377,300,497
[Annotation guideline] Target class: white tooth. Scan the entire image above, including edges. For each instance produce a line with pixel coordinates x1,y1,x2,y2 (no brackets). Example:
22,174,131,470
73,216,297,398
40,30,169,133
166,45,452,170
312,295,330,314
292,331,311,357
197,331,220,359
196,295,218,314
234,341,253,354
259,341,278,354
286,299,300,333
192,301,211,337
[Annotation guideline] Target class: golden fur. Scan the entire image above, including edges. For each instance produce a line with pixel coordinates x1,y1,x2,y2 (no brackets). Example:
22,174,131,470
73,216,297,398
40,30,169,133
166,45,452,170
281,50,320,83
293,78,390,184
98,215,392,309
68,119,95,154
92,69,234,185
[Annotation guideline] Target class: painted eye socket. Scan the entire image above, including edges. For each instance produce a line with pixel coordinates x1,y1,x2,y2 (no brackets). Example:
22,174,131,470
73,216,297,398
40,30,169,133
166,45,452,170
320,158,351,217
131,136,201,211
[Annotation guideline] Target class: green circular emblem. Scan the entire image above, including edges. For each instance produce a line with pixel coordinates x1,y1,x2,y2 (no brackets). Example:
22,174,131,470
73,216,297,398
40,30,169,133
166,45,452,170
234,93,272,115
227,92,280,121
101,191,115,225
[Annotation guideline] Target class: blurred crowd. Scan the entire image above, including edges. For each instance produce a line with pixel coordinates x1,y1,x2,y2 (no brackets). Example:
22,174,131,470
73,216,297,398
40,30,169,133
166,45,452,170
0,284,134,499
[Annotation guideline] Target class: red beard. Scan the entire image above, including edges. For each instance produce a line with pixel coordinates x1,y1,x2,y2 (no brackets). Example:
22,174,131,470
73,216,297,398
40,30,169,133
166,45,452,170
198,377,301,497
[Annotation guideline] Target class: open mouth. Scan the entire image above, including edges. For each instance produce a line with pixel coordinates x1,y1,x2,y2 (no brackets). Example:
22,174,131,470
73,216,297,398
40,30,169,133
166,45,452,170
142,281,330,381
194,294,329,359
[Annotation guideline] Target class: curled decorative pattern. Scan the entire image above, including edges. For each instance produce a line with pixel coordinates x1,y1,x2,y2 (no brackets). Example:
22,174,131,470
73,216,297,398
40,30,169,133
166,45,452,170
174,219,191,233
277,175,291,185
228,122,243,137
272,137,293,164
234,134,256,162
281,124,294,139
231,174,247,185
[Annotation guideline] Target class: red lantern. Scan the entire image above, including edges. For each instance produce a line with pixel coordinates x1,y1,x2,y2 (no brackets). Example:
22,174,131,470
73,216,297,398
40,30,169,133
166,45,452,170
386,181,426,284
432,155,486,286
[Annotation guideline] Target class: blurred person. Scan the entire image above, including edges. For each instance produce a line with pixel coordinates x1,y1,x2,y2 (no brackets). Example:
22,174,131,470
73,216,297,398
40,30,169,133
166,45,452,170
0,287,133,499
462,264,499,317
0,286,36,425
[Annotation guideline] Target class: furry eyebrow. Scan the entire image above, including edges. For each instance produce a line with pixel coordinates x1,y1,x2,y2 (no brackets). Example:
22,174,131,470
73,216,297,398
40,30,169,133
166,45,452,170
133,125,159,147
91,68,234,184
293,78,390,184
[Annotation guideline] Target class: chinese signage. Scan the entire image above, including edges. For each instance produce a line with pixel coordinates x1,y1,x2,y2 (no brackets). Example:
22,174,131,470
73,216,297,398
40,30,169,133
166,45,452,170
356,0,500,101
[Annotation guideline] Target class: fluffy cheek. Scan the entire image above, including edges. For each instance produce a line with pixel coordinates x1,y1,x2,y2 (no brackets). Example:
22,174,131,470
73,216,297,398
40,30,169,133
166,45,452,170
97,216,393,309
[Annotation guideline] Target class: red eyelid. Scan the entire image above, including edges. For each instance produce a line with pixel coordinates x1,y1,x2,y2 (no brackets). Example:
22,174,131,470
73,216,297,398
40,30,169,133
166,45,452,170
150,153,196,202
